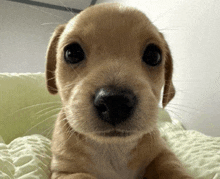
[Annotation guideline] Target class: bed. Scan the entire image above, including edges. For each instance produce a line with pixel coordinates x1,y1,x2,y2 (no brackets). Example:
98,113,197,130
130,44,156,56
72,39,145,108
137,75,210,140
0,73,219,178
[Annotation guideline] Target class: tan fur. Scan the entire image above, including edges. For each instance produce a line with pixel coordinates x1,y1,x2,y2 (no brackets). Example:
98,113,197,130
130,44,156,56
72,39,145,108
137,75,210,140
46,3,193,179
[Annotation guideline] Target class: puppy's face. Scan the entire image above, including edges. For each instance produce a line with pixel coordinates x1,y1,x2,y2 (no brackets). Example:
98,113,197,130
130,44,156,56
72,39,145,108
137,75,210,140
46,3,175,143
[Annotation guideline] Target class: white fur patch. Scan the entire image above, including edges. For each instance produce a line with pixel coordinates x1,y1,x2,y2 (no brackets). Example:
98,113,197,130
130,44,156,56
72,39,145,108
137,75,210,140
86,138,143,179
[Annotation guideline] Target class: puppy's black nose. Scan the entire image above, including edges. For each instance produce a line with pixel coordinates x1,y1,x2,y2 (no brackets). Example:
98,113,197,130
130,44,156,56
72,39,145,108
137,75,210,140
94,87,137,126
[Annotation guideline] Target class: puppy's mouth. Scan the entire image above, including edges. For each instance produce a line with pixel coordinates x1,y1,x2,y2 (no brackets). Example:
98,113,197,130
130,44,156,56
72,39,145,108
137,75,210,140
98,130,133,137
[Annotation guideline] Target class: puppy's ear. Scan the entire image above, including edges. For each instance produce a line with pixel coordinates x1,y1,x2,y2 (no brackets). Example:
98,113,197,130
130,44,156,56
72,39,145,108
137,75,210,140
160,33,175,107
46,24,65,94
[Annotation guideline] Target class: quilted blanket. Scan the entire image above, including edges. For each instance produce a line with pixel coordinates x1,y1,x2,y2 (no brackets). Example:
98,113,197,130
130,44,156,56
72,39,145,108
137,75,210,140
159,118,220,179
0,135,51,178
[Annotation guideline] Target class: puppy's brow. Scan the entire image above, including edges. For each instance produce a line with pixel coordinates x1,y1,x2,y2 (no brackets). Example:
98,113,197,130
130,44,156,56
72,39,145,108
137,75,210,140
60,36,84,49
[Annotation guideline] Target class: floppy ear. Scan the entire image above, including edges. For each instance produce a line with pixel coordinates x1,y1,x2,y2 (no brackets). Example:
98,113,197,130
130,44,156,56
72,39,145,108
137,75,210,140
46,24,65,94
161,34,175,107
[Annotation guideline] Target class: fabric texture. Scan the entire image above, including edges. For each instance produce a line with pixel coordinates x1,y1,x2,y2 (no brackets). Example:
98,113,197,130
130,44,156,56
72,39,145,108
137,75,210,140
0,135,51,179
159,118,220,179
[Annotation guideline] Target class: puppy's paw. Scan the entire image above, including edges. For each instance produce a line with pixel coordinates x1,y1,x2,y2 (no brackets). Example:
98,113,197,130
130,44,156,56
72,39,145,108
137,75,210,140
51,172,97,179
70,173,97,179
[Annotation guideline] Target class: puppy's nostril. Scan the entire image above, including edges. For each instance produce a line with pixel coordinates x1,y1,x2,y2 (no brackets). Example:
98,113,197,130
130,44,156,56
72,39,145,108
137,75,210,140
94,87,137,126
96,103,108,113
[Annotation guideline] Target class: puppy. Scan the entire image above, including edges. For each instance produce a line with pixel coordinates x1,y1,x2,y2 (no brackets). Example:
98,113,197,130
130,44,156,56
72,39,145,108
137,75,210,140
46,3,193,179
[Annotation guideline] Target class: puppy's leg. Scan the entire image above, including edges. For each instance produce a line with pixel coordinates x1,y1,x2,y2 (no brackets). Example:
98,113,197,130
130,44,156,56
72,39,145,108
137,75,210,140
51,172,97,179
143,149,193,179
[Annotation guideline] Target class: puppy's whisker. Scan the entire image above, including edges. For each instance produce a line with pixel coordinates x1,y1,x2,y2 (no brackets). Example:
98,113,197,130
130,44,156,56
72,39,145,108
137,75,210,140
65,125,74,142
168,103,201,113
167,105,197,119
41,22,60,26
27,5,67,22
60,118,82,145
152,7,175,24
159,27,181,32
7,102,61,118
163,113,188,138
36,108,61,121
165,108,186,125
173,79,204,83
55,81,78,93
24,113,57,136
69,64,81,78
46,69,56,74
35,105,61,116
46,75,56,81
42,126,54,138
58,0,75,16
62,82,75,90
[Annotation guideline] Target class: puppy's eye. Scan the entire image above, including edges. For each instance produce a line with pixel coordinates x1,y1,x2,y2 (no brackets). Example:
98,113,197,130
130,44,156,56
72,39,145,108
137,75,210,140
142,44,162,66
64,43,85,64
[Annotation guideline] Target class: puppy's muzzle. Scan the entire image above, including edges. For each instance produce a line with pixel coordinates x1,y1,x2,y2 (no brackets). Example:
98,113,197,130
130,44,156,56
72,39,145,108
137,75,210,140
94,86,137,126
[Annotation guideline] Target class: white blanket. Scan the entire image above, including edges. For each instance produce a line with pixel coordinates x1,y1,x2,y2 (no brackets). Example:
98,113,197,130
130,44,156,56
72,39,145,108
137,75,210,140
0,135,51,178
159,118,220,179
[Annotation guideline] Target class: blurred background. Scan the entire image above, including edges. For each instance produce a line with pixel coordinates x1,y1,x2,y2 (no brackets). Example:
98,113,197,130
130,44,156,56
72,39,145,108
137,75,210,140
1,0,220,136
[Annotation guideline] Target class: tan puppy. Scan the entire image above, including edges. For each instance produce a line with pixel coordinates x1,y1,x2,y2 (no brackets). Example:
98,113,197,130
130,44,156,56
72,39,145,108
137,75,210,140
46,3,193,179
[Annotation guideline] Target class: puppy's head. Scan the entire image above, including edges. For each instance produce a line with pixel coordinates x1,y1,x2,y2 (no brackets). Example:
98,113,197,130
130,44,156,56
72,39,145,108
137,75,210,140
46,3,175,143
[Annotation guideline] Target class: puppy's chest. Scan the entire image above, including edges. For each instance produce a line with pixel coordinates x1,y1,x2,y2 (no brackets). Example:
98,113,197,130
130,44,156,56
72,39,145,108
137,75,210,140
87,141,142,179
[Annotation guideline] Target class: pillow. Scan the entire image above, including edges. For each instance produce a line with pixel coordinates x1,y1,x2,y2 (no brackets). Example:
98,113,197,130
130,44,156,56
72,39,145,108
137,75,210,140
0,73,61,144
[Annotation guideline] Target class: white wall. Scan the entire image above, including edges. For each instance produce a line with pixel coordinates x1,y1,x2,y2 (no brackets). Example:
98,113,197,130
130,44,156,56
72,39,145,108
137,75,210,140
0,0,91,72
1,0,220,136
